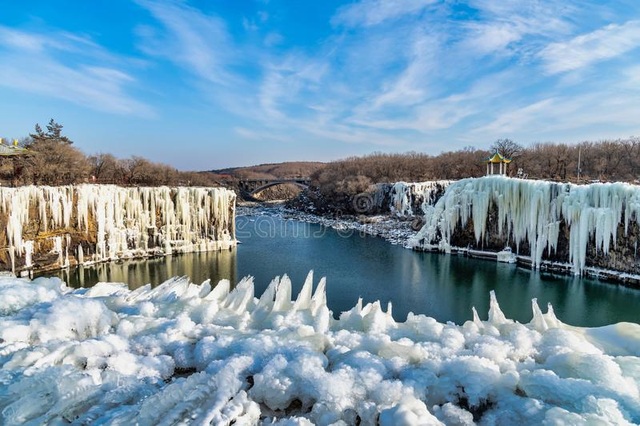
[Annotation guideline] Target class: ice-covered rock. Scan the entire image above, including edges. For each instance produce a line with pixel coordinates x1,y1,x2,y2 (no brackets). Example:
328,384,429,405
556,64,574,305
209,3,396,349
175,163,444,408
0,185,236,274
409,176,640,275
389,181,452,218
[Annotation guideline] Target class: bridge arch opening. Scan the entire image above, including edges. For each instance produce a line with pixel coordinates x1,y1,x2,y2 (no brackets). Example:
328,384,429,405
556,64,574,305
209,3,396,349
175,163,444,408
250,181,308,201
251,181,308,195
237,178,311,201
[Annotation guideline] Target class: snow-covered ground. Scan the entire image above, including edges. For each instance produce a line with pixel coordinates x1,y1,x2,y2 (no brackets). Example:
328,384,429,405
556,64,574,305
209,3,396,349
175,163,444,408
1,274,639,425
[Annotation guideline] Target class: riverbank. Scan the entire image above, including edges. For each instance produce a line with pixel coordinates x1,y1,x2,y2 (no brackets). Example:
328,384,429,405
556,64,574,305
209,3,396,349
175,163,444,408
238,201,640,289
237,202,419,246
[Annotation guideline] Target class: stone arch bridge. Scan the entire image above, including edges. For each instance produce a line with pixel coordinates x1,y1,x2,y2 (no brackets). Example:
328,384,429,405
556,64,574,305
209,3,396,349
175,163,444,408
238,178,311,197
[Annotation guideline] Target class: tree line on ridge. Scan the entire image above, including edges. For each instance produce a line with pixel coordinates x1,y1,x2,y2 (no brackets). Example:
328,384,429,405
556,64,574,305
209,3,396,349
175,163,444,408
310,137,640,201
2,120,639,195
0,119,217,187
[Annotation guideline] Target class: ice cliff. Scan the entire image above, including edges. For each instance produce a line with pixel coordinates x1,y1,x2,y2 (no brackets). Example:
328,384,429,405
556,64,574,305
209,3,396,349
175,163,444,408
409,176,640,275
0,185,236,274
388,181,451,217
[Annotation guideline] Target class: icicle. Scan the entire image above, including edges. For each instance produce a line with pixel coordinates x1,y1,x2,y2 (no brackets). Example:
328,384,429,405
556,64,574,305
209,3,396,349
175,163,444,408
9,246,15,275
530,298,548,332
389,181,452,217
272,275,292,312
543,303,561,329
471,307,483,330
292,271,314,311
0,185,236,271
310,277,327,316
488,290,508,326
53,236,64,267
64,235,70,267
251,277,279,325
24,241,34,268
206,279,231,302
223,277,255,314
409,177,640,275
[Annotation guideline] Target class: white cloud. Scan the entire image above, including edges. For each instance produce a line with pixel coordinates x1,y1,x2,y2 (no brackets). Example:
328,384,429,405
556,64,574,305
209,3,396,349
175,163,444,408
456,0,576,59
135,0,234,85
475,98,558,135
369,32,439,110
473,73,640,141
332,0,437,27
0,27,47,51
463,22,524,54
264,32,284,47
122,1,640,153
0,26,153,116
539,20,640,74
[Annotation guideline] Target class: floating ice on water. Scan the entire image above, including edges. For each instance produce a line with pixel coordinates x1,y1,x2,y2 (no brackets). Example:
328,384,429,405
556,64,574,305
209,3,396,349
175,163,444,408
0,273,639,425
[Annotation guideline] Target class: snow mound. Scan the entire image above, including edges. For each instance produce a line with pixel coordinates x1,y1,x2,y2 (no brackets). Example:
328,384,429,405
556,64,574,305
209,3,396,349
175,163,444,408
0,274,639,425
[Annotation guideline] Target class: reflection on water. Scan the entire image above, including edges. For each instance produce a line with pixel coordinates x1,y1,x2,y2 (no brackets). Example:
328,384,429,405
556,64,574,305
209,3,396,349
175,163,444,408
50,249,237,290
44,215,640,327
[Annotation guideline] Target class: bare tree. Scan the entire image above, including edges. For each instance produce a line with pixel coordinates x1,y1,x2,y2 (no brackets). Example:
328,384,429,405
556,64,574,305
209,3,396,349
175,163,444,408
620,137,640,181
23,121,89,185
88,153,119,183
489,138,523,160
25,139,89,185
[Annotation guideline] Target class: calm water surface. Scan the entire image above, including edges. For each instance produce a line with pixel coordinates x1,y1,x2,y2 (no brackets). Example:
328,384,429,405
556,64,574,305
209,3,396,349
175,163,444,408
51,214,640,327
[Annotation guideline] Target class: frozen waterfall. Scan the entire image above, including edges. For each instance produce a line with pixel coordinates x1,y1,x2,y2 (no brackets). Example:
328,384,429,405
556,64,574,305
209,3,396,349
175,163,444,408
0,185,236,275
389,181,452,217
409,176,640,275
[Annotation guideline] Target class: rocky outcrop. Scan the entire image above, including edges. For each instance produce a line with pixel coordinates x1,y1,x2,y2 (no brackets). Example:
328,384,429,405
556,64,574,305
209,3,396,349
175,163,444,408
289,181,451,217
253,183,303,201
0,185,236,276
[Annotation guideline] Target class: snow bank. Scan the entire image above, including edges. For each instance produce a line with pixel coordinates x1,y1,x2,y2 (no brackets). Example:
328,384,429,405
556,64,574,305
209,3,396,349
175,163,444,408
0,185,236,274
409,176,640,274
1,274,639,424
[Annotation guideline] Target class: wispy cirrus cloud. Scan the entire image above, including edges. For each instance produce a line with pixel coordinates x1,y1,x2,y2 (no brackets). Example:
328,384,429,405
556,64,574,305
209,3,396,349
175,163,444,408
129,0,640,155
0,26,153,116
539,20,640,74
331,0,438,27
135,0,235,85
475,64,640,139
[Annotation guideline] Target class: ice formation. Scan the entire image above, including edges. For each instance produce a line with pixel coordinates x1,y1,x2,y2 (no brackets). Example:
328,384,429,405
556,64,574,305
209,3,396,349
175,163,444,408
410,176,640,274
0,273,639,425
0,185,236,274
389,181,452,218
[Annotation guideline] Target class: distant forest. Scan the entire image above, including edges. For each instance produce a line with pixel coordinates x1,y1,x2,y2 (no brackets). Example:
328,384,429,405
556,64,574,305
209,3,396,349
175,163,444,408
2,120,639,193
311,137,640,200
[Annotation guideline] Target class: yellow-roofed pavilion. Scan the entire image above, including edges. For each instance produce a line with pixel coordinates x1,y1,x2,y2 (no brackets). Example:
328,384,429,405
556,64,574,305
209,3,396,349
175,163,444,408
486,152,511,176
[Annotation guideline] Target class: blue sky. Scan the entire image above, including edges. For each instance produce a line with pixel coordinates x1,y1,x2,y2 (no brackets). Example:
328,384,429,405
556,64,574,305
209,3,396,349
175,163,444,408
1,1,640,170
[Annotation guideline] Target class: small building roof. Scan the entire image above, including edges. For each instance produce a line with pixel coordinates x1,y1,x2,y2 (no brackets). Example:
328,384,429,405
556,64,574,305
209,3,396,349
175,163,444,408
0,139,29,156
486,152,511,164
